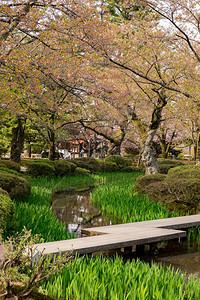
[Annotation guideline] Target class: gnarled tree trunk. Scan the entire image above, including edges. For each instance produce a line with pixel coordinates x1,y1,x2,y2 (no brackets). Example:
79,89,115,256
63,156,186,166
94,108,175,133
128,90,167,174
140,130,160,174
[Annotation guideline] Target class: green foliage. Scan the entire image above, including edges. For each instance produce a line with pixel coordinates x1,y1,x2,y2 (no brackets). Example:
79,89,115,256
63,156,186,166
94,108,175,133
159,163,177,174
0,166,20,176
0,188,14,234
102,161,119,172
71,157,101,173
27,162,55,177
134,174,167,194
0,160,20,172
157,158,184,166
120,166,134,173
43,255,200,300
75,167,91,175
135,165,200,213
105,155,132,167
0,171,31,199
0,228,72,299
53,160,76,176
168,165,200,179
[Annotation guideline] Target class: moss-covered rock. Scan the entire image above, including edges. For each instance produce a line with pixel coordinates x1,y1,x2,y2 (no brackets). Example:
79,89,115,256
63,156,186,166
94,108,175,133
27,162,55,177
0,160,20,172
0,171,31,199
0,188,14,234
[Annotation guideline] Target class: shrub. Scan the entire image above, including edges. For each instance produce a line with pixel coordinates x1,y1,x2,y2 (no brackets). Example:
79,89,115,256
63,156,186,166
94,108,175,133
168,165,200,179
157,158,184,166
0,160,20,172
0,171,31,199
0,167,20,176
71,157,101,173
134,174,167,193
120,166,134,173
0,188,14,234
159,164,177,174
27,162,55,177
102,161,119,172
135,165,200,213
75,167,90,175
105,155,133,167
53,160,76,176
164,177,200,206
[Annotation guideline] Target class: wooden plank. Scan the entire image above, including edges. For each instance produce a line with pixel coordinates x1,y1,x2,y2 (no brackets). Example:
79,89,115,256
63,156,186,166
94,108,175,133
34,215,200,255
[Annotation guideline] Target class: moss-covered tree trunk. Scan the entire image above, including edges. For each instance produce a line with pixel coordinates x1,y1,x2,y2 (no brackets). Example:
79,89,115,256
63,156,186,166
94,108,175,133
10,118,25,164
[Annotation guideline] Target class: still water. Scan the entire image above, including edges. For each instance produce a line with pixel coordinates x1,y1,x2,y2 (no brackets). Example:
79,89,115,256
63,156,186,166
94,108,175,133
52,187,116,237
52,188,200,278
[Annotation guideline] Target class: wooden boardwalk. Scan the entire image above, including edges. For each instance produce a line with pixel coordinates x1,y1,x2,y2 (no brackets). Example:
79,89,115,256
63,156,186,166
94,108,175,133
35,215,200,255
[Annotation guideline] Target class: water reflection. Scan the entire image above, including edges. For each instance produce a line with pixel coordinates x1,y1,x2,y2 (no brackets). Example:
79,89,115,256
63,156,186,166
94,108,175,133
52,187,112,237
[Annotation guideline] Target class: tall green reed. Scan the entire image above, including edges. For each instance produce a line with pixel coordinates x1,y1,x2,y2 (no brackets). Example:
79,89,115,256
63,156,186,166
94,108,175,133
91,175,179,223
41,255,200,300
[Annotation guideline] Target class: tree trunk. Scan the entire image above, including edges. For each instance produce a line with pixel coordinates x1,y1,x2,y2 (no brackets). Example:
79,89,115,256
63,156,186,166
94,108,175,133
108,143,121,155
48,129,56,161
140,130,160,174
160,139,168,158
10,118,25,164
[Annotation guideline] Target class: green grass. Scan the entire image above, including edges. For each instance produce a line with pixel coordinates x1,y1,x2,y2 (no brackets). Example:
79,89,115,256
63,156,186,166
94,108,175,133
41,255,200,300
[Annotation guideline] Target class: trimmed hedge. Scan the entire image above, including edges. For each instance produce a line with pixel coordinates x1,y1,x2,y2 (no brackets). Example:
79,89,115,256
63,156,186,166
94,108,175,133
159,164,177,174
0,188,14,234
0,160,20,172
53,160,76,176
27,162,55,177
157,158,184,166
0,171,31,199
134,174,167,194
0,166,20,176
135,165,200,213
102,161,119,172
168,165,200,179
105,155,132,167
75,167,90,175
71,157,101,173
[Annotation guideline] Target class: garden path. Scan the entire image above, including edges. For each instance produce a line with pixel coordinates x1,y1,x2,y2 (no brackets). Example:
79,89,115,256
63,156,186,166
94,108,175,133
35,215,200,256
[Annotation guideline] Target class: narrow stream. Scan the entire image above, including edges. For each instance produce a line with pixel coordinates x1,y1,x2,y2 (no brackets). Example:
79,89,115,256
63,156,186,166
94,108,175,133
52,187,118,237
52,188,200,279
